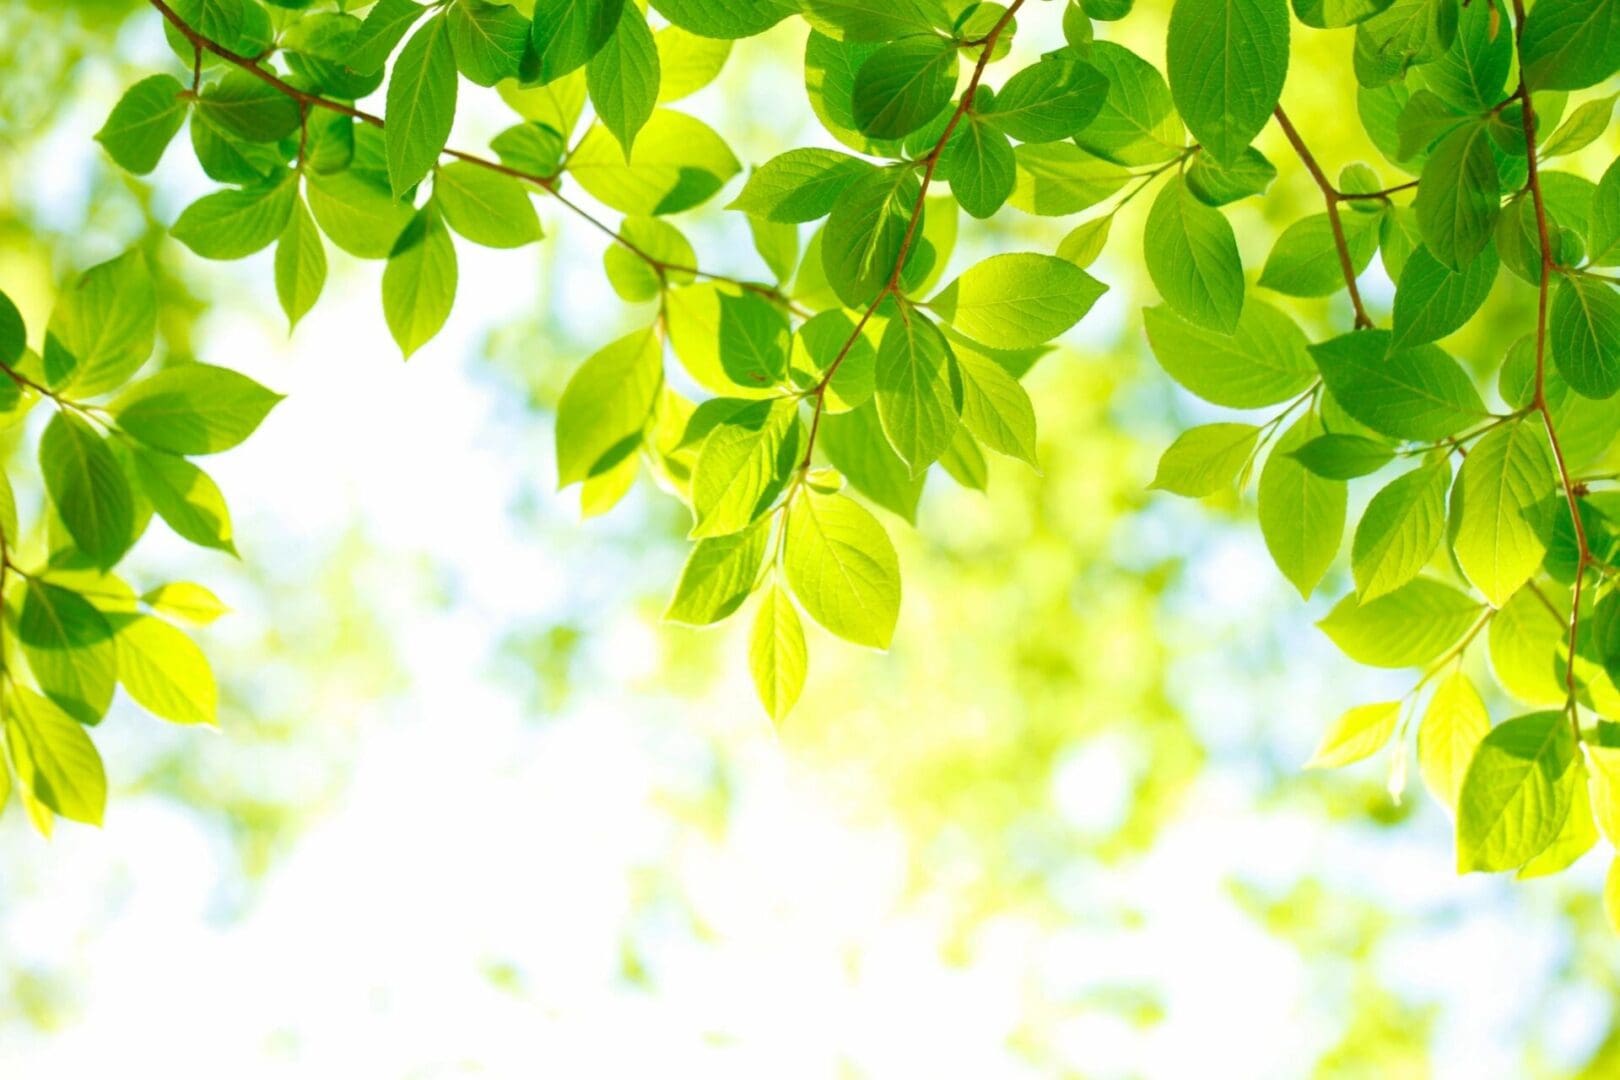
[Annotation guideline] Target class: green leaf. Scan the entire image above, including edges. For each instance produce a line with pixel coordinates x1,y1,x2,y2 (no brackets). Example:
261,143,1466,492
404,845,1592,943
730,149,873,224
433,162,542,249
1292,0,1396,29
800,0,948,42
1260,415,1347,597
874,310,960,475
567,108,740,215
130,447,236,555
1449,418,1557,607
555,327,662,488
351,0,429,74
1518,760,1598,879
1309,330,1487,440
196,71,300,143
95,74,189,175
382,208,458,357
307,169,416,260
820,401,924,521
954,347,1039,468
1422,0,1511,112
1354,0,1459,88
1352,460,1449,601
385,13,457,199
0,288,23,367
447,0,529,87
1057,216,1112,267
929,253,1105,350
111,363,283,455
40,412,135,570
172,175,298,261
1074,42,1185,167
1590,157,1620,267
1307,701,1401,768
142,582,230,626
587,2,660,155
1541,93,1617,159
44,250,156,396
822,166,919,308
941,116,1016,220
112,614,218,725
653,0,796,38
1520,0,1620,92
690,398,802,538
1007,142,1130,217
1390,242,1499,348
851,35,957,140
1414,120,1499,270
783,489,901,649
17,579,117,727
1166,0,1290,164
985,59,1109,143
1149,423,1259,498
1290,434,1395,480
1185,146,1278,205
3,685,107,826
1419,671,1491,812
1318,577,1483,668
665,517,771,624
654,22,732,101
1145,177,1245,333
1457,711,1579,873
275,193,327,331
1143,300,1315,409
1257,211,1381,298
1550,274,1620,400
532,0,625,83
749,585,807,723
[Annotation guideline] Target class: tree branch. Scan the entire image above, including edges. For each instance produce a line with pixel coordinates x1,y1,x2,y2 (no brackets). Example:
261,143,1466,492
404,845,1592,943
1272,106,1375,330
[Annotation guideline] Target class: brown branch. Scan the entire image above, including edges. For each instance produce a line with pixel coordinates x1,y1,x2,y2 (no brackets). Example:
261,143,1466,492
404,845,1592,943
1509,0,1588,736
1272,106,1375,329
146,0,803,315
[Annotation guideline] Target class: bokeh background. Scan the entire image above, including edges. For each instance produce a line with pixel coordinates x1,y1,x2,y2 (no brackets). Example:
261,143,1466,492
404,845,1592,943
2,2,1617,1077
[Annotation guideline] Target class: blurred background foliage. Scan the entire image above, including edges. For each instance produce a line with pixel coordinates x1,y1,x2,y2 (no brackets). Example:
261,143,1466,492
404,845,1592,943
2,1,1619,1077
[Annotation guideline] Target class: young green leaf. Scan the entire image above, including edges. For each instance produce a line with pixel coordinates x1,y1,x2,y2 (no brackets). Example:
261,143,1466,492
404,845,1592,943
1260,415,1346,598
1290,434,1395,480
1144,177,1245,332
275,193,327,331
1419,670,1491,812
1550,274,1620,399
587,2,660,155
3,685,107,826
1449,418,1557,607
1414,120,1499,270
112,614,218,725
172,175,298,261
40,412,136,570
851,35,957,140
749,585,808,723
142,582,231,626
566,108,740,215
1150,423,1259,498
820,401,923,522
385,13,458,199
532,0,625,83
1457,711,1579,873
44,250,156,395
873,310,960,475
1258,211,1381,298
447,0,529,87
556,327,662,488
929,253,1105,349
729,149,874,224
1143,301,1315,408
690,399,802,538
1390,243,1499,349
1166,0,1290,164
17,579,117,727
1352,460,1448,601
1307,701,1401,769
130,447,236,555
95,74,190,175
985,59,1109,143
783,489,901,650
382,207,458,357
1318,577,1483,668
111,363,284,455
665,517,771,624
1309,330,1487,440
1519,0,1620,92
433,162,542,249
